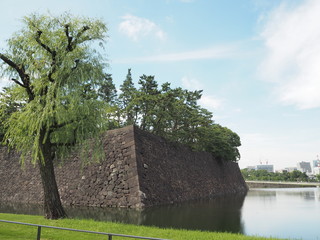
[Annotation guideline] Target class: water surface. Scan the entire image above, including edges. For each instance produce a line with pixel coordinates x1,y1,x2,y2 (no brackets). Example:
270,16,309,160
1,188,319,239
242,188,320,240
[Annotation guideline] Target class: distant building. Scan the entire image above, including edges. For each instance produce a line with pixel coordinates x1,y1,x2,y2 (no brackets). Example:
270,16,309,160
314,168,320,175
297,161,312,173
312,160,320,168
312,160,320,174
284,167,298,173
247,166,256,171
255,164,274,173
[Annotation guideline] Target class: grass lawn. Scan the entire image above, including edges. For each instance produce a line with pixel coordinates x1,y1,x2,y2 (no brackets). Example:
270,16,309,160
0,213,285,240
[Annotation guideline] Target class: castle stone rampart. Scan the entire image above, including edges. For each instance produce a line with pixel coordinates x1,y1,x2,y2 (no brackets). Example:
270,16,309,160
0,125,248,208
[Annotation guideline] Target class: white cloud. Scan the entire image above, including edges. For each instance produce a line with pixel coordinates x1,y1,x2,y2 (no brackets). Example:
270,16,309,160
181,76,203,90
115,43,241,63
118,14,166,42
260,0,320,109
180,76,222,110
198,95,223,110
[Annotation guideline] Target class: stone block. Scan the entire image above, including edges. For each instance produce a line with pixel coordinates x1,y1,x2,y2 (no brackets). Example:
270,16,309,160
123,140,134,149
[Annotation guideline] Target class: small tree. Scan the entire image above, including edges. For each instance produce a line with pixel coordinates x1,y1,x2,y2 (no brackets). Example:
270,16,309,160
98,73,117,104
98,74,121,129
0,13,108,219
119,69,137,125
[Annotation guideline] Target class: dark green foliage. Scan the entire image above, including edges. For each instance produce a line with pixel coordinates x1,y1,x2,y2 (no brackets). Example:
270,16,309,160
116,69,241,162
98,74,117,103
119,69,137,126
98,73,120,130
195,124,241,162
241,169,314,182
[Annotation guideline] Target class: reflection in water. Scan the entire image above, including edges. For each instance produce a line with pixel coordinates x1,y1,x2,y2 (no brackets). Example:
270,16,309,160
302,191,315,201
0,202,43,216
243,188,320,240
0,193,246,233
140,194,246,233
247,189,276,202
2,188,320,239
250,187,318,201
67,206,145,225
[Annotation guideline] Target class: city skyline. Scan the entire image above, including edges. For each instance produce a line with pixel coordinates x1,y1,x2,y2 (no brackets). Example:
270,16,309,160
248,157,320,173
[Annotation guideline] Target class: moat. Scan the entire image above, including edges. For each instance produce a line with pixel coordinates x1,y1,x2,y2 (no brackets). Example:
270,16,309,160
1,188,319,239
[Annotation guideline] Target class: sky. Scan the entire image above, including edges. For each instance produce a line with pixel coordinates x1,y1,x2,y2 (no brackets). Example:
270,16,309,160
1,0,320,170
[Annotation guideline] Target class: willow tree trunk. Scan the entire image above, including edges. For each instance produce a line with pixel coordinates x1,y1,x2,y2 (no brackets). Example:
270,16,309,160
38,130,67,219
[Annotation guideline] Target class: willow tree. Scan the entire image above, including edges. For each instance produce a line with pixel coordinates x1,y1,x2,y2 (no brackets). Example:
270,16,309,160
0,13,108,219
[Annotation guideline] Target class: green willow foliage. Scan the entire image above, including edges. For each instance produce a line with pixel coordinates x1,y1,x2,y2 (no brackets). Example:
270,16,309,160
0,13,108,164
0,87,24,142
0,13,109,219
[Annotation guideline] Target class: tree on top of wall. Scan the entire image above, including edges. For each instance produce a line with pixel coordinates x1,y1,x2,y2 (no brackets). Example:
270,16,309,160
116,70,241,162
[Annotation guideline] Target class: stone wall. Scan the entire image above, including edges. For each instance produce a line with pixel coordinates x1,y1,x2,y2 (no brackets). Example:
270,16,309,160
134,127,248,207
0,126,143,208
0,125,248,208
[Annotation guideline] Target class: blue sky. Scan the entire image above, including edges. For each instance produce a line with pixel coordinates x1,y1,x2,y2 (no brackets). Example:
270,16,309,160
1,0,320,170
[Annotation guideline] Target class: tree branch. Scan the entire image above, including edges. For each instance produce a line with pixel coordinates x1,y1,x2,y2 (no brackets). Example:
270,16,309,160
35,31,56,83
64,25,90,52
48,65,56,83
0,53,24,77
11,78,26,88
35,31,55,55
71,59,80,71
76,25,90,40
64,24,73,51
0,53,34,101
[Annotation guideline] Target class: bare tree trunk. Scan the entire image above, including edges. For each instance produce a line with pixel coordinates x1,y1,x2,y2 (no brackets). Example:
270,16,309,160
38,130,67,219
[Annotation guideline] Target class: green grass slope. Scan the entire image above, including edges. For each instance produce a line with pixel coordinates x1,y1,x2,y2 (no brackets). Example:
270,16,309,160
0,213,285,240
